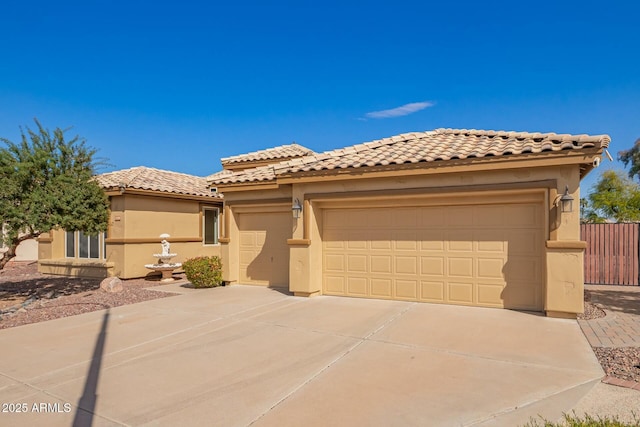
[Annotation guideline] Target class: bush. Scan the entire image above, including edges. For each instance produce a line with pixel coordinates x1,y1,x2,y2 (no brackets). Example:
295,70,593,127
182,256,223,288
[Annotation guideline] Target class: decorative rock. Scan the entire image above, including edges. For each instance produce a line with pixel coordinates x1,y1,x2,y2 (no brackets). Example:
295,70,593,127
100,277,123,293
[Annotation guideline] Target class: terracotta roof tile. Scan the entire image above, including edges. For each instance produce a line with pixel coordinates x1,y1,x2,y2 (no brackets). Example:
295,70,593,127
220,143,315,165
210,128,610,185
97,167,220,198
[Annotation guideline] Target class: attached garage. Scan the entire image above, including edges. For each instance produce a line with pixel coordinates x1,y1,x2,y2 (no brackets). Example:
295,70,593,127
238,211,290,288
322,194,544,310
213,128,611,318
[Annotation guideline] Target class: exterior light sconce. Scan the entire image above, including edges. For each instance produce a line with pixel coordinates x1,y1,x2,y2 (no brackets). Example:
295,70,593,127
292,198,302,219
118,183,126,194
559,185,574,213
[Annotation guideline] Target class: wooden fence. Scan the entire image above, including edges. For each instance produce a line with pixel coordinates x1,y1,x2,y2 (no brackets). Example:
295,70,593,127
581,223,639,286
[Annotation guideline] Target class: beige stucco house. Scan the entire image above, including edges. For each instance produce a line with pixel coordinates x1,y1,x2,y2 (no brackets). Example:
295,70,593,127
38,167,223,279
210,128,610,318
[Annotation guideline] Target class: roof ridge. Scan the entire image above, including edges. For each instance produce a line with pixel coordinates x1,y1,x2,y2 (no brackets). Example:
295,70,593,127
126,166,150,187
221,142,315,164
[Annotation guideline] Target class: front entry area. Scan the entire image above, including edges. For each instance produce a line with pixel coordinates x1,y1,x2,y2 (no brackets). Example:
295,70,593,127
238,211,290,288
322,198,544,311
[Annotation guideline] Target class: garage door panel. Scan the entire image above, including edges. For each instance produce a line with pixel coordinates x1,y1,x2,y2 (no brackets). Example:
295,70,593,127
366,210,392,227
369,230,392,249
347,255,367,273
394,231,418,251
508,231,541,255
239,233,256,246
371,278,392,297
347,277,368,295
504,204,540,227
447,233,473,251
474,205,505,226
477,258,505,279
448,282,474,304
393,208,418,227
323,203,543,311
421,256,444,275
504,257,541,281
447,207,474,226
325,276,345,293
502,284,539,310
325,240,345,250
347,233,367,249
238,212,290,287
371,255,392,273
419,207,446,227
448,257,474,277
477,239,505,253
395,256,418,275
477,283,504,306
420,231,445,251
395,280,418,299
324,254,345,272
420,281,445,301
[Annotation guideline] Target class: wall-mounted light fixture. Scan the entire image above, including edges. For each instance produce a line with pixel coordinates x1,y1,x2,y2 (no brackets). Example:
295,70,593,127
292,198,302,219
559,185,574,213
118,183,126,194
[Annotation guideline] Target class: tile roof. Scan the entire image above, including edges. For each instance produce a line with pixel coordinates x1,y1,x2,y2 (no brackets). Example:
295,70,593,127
97,166,220,198
210,128,610,185
205,169,234,181
220,143,315,165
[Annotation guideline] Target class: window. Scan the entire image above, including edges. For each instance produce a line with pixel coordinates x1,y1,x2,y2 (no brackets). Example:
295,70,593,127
65,231,106,259
203,207,219,245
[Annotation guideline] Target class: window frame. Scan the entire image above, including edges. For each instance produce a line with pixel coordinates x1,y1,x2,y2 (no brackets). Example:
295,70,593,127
202,206,219,246
64,231,107,260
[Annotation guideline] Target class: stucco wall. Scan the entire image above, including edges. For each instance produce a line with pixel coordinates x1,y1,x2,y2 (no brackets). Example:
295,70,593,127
38,193,222,279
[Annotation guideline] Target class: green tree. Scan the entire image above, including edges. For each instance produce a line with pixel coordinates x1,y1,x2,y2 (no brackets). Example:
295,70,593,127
619,137,640,180
0,119,109,269
581,170,640,223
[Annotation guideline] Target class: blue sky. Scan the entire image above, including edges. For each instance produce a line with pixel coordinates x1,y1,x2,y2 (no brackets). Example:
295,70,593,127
1,1,638,194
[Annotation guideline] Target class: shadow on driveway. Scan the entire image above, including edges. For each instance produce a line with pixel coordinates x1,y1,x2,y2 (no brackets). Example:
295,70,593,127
73,308,110,427
588,288,640,316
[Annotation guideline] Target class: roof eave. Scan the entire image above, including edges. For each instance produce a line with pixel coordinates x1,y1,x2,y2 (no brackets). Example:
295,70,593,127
275,150,604,185
213,181,280,192
103,187,222,202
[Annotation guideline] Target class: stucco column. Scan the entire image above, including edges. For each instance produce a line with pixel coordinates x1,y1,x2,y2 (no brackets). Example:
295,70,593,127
544,170,584,318
220,204,239,284
288,188,321,297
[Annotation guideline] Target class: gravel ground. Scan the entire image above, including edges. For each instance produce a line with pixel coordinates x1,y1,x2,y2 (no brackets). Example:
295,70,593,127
0,261,178,330
580,290,640,385
1,263,639,386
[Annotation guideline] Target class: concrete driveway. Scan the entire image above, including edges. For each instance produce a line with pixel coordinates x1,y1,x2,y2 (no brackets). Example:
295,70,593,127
0,284,603,426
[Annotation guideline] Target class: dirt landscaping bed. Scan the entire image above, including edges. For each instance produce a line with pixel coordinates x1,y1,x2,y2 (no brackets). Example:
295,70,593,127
0,261,178,330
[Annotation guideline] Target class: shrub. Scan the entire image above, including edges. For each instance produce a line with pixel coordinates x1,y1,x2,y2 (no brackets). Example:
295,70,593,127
182,256,223,288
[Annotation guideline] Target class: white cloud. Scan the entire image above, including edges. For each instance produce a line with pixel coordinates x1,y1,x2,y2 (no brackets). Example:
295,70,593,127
365,101,435,119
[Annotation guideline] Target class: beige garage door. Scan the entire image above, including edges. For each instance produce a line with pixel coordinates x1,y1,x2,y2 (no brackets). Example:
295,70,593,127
323,203,543,310
238,212,290,288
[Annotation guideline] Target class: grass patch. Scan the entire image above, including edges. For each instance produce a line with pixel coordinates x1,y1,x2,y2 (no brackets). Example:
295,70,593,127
523,412,640,427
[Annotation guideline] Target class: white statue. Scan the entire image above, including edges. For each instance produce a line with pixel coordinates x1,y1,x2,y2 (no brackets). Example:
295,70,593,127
161,239,170,256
